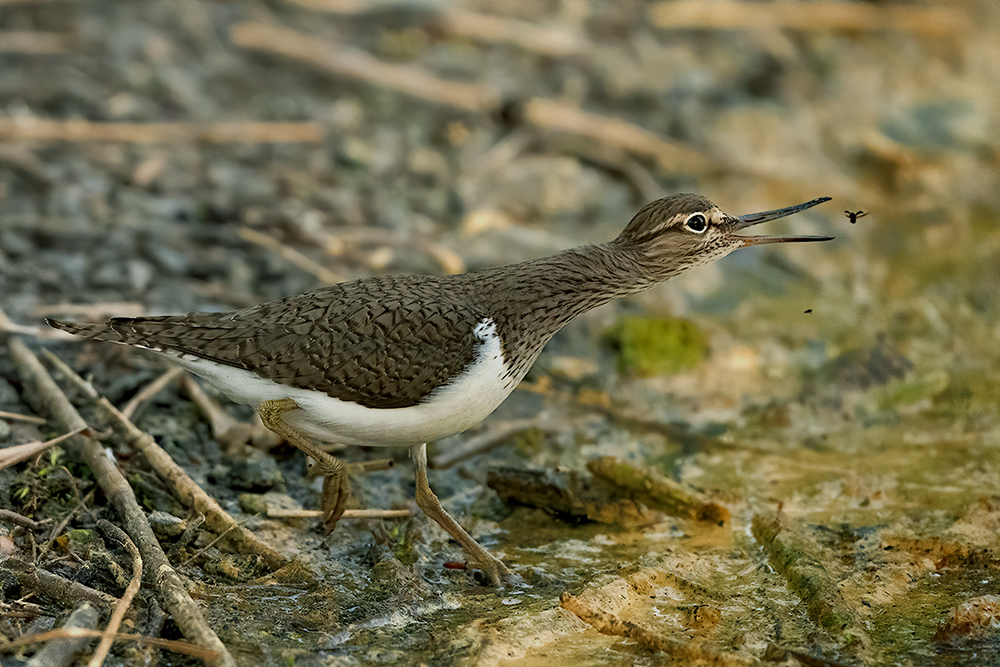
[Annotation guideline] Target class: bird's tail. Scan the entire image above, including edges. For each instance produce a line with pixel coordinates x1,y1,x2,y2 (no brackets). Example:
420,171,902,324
45,318,130,343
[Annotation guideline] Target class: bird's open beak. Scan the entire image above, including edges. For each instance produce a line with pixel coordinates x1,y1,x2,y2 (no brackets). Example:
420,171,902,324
735,196,834,246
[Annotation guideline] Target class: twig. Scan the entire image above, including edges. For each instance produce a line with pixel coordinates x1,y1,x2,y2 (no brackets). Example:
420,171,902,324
95,386,290,573
231,21,497,113
0,427,87,471
339,458,393,476
89,521,142,667
648,1,970,37
40,488,95,560
4,628,217,661
9,337,238,667
560,592,753,666
24,603,99,667
0,409,47,425
0,31,68,54
121,366,184,422
237,226,344,285
178,517,246,567
268,508,411,519
430,417,562,469
519,97,710,173
0,509,49,529
1,557,120,610
285,0,586,58
431,6,586,58
0,307,45,336
179,374,254,448
752,511,870,652
230,22,709,173
587,456,730,524
0,118,324,144
316,226,466,275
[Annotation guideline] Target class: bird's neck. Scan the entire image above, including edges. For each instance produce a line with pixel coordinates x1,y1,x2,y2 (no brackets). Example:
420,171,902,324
469,241,661,365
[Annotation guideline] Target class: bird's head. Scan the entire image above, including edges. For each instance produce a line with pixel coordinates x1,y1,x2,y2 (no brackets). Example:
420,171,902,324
613,193,833,281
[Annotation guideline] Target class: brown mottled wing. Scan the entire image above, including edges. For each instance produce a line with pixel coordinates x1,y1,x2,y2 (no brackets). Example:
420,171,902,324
47,275,485,409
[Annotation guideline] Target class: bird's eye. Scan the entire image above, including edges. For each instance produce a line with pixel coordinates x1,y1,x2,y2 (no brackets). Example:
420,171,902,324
684,212,708,233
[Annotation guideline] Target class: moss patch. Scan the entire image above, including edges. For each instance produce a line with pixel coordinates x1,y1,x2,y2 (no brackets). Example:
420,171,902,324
603,315,709,377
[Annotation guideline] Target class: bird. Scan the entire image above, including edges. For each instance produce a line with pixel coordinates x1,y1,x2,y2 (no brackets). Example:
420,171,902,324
47,193,832,585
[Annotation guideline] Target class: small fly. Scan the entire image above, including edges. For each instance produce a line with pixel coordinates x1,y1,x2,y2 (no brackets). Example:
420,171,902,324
845,210,868,224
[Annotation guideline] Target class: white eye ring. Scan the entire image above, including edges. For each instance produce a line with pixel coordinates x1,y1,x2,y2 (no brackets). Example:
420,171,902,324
684,212,708,233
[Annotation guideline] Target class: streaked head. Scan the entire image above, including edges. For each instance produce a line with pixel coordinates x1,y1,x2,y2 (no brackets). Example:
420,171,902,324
613,193,833,280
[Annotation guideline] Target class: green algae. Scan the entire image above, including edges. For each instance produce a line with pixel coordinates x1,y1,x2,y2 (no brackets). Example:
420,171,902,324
602,315,709,377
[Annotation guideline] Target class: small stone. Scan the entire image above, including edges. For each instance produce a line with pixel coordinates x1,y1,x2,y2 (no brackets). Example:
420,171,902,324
148,510,186,539
237,493,270,516
0,377,18,407
228,448,284,492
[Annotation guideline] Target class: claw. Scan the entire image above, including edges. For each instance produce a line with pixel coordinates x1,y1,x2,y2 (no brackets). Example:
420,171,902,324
321,471,350,532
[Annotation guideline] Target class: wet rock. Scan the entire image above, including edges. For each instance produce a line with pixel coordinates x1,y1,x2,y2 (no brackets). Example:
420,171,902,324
486,467,658,526
227,447,284,492
936,596,1000,642
147,510,186,539
821,338,913,390
0,376,18,408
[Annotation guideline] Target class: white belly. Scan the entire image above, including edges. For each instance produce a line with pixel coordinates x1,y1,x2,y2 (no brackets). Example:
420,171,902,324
157,319,520,447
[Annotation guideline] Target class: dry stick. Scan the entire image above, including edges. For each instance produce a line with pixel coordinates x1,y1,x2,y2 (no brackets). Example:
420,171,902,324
121,366,185,422
0,118,324,144
0,508,49,529
751,511,870,653
519,97,711,173
230,22,709,173
24,603,100,667
284,0,587,58
4,628,216,662
317,226,465,275
40,353,290,574
8,339,234,667
0,428,87,471
0,409,48,424
89,521,143,667
433,6,586,58
268,508,411,520
648,0,970,37
2,557,120,610
559,592,753,667
180,374,282,449
231,22,497,113
179,373,254,448
237,226,344,285
0,307,46,336
587,455,731,524
0,31,67,54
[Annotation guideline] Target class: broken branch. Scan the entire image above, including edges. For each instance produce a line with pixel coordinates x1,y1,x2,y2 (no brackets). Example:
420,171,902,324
9,337,238,667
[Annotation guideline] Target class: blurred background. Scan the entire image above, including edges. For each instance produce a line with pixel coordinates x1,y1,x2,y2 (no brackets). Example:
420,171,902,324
1,1,999,665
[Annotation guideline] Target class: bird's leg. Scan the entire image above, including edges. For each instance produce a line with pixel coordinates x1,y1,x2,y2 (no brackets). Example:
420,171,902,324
258,398,349,531
410,443,512,585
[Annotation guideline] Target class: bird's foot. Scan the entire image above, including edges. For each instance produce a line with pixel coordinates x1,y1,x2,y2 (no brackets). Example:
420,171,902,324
320,465,349,532
471,553,517,587
258,397,301,429
259,398,353,532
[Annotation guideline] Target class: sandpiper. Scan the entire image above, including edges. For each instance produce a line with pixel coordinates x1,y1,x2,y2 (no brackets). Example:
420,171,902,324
48,193,832,585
